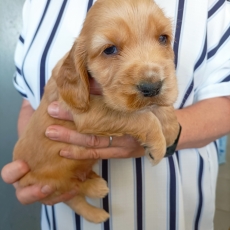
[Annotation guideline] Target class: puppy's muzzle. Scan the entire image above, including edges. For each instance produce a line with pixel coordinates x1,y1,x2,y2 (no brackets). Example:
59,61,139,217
137,81,162,97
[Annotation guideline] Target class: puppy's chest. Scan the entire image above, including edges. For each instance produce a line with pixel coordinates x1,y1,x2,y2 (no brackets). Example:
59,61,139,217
73,106,120,135
72,97,145,136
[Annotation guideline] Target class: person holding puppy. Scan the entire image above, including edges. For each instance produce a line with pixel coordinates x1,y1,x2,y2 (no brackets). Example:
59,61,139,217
2,0,230,229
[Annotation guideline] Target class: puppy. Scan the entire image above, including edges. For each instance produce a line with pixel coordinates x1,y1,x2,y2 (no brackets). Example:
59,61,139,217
13,0,179,223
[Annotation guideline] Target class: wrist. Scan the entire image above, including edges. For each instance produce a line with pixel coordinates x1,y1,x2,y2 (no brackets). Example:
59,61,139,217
164,124,182,157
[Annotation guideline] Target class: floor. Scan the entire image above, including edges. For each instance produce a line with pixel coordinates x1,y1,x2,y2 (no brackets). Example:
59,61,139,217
214,135,230,230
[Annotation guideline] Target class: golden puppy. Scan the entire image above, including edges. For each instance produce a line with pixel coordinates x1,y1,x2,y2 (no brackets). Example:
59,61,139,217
13,0,179,223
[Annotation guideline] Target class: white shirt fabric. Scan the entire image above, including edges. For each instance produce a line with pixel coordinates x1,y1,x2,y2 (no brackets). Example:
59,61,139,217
14,0,230,230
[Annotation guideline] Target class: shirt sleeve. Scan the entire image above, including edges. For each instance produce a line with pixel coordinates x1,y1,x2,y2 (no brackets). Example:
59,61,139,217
194,1,230,102
13,0,31,99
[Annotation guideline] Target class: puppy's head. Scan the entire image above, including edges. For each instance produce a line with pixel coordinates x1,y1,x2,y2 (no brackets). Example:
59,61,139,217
56,0,178,113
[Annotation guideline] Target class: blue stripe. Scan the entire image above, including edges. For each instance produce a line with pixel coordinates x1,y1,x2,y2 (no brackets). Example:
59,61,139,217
179,79,194,109
17,90,28,98
221,74,230,83
51,206,56,230
179,17,207,108
14,75,28,98
40,0,68,99
75,213,81,230
194,154,204,230
173,0,196,109
44,205,51,229
208,0,225,18
22,0,51,96
179,33,207,108
135,158,143,230
213,140,218,153
175,151,180,168
16,66,22,75
208,26,230,59
168,157,176,230
102,160,110,230
213,140,219,160
87,0,93,12
19,35,24,44
194,33,207,71
13,74,18,84
173,0,185,68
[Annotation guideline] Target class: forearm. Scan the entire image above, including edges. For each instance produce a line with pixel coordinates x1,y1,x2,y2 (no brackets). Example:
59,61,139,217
18,99,35,137
176,96,230,150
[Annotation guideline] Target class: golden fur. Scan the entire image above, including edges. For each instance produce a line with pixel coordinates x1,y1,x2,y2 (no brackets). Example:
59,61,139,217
13,0,179,223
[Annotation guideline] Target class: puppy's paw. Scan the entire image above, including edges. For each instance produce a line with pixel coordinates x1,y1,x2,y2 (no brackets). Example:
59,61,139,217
66,195,110,223
144,145,165,166
81,177,109,198
85,209,110,223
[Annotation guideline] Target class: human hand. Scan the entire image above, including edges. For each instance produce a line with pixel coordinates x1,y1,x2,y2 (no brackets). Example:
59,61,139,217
46,101,145,160
1,160,78,205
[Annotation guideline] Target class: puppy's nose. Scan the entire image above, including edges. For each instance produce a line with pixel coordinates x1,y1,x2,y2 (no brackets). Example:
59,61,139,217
137,81,162,97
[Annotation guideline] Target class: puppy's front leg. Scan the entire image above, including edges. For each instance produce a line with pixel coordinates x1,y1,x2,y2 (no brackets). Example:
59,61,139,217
151,106,180,147
73,107,166,165
117,112,167,165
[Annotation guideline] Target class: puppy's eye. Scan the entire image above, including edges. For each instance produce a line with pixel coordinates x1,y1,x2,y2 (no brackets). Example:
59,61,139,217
159,35,168,45
103,45,118,55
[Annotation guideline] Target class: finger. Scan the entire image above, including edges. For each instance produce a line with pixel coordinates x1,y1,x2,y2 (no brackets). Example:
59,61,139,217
47,101,73,121
60,147,125,159
15,184,55,205
59,135,144,159
41,189,78,206
1,160,30,184
60,145,145,160
45,125,110,147
107,135,138,147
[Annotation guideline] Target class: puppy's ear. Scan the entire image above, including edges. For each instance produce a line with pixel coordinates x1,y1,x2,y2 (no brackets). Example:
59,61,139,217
56,39,90,113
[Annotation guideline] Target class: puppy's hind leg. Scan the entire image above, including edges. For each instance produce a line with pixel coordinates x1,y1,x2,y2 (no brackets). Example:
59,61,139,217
80,170,109,198
65,195,110,223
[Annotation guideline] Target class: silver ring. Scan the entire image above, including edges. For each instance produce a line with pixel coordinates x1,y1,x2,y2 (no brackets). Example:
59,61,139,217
108,136,113,147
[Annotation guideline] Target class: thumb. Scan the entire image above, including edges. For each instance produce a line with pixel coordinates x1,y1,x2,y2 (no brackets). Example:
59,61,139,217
1,160,30,184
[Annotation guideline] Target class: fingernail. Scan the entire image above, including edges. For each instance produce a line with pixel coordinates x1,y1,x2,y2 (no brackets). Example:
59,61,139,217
48,103,59,117
60,150,72,158
45,128,59,139
41,185,53,195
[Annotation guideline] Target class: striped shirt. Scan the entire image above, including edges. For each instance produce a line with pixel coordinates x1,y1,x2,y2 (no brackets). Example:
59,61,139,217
14,0,230,230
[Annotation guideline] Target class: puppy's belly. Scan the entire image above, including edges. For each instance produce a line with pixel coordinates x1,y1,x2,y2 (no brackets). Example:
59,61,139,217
13,106,96,192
